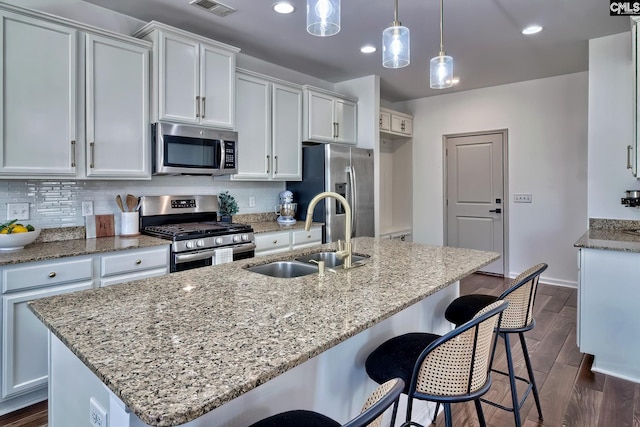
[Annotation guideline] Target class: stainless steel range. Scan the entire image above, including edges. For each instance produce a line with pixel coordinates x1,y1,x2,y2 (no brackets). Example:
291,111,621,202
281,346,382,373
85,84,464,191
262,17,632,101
139,195,255,272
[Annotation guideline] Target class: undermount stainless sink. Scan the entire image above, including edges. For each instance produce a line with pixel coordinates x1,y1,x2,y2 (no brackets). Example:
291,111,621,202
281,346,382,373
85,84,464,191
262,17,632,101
294,251,370,268
245,261,319,278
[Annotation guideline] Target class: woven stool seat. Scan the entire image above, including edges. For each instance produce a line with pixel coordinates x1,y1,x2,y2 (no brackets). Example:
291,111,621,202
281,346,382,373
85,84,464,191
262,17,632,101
443,263,548,427
248,378,404,427
365,300,508,427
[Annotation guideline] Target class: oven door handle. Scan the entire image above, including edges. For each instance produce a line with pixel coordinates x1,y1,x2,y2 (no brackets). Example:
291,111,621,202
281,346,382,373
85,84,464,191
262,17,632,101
174,250,217,264
233,243,256,253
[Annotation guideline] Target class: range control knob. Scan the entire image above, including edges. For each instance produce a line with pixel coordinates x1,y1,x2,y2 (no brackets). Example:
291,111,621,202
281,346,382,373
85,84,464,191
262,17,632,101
186,240,196,249
196,239,205,247
215,237,224,245
233,235,241,243
241,234,249,241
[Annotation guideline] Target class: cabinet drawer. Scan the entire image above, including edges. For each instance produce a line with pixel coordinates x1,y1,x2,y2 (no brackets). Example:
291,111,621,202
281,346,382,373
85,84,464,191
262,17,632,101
101,247,169,277
292,227,322,246
255,231,291,252
2,257,93,293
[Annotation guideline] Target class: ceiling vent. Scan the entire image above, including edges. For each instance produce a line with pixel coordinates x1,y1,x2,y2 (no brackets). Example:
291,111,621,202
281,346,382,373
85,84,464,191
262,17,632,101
189,0,236,17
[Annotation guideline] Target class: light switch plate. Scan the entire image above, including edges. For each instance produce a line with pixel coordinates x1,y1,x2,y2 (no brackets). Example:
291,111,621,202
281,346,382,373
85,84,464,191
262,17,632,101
7,203,29,220
514,193,532,203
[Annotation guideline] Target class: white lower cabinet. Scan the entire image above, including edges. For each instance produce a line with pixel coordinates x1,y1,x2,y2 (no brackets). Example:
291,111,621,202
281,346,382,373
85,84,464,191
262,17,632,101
578,248,640,383
0,245,169,415
1,256,95,404
255,226,323,256
100,246,169,287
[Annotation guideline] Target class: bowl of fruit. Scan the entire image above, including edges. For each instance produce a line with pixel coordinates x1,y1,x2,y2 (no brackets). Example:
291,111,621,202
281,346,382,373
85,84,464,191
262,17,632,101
0,219,40,250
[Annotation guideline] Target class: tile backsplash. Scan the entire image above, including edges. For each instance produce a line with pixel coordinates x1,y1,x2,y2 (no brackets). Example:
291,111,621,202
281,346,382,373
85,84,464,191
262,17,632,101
0,176,285,229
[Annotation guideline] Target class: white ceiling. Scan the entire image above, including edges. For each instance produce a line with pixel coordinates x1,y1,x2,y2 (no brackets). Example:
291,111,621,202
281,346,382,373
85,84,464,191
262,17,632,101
83,0,630,102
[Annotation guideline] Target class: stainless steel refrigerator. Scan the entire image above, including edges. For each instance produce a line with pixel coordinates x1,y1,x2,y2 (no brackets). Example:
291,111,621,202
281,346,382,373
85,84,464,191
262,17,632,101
287,144,374,243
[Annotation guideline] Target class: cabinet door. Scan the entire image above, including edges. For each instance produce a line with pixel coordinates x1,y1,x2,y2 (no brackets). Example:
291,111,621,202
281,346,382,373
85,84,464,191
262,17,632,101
85,34,150,178
0,12,77,175
158,31,199,124
200,42,235,129
255,231,291,256
390,115,405,134
272,83,302,180
379,112,391,131
335,99,357,144
306,91,335,142
232,73,270,180
402,117,413,136
1,281,93,398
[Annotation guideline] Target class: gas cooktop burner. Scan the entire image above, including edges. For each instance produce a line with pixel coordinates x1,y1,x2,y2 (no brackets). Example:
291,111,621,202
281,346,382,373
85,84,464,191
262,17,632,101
144,222,252,240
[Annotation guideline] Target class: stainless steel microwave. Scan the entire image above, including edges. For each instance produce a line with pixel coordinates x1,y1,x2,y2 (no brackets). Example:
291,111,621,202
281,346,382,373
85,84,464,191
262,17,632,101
152,122,238,176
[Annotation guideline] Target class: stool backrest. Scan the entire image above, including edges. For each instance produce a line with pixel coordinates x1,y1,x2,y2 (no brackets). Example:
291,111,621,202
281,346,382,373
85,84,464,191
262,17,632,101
498,263,548,330
409,300,508,398
343,378,404,427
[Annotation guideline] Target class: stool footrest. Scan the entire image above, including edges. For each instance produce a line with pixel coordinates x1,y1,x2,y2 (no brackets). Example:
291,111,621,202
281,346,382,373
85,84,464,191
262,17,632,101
480,368,533,413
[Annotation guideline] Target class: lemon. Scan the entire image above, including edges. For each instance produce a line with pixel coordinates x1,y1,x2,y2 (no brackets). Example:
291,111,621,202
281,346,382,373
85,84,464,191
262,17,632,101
11,225,28,233
0,228,8,234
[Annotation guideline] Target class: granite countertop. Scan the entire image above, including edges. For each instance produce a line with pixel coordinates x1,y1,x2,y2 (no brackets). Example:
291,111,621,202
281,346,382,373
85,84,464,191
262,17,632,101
0,234,168,266
574,218,640,252
249,220,323,234
29,237,498,427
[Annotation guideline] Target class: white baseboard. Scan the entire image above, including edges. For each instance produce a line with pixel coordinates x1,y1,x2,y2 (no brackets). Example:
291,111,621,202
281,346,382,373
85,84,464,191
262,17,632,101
507,272,577,289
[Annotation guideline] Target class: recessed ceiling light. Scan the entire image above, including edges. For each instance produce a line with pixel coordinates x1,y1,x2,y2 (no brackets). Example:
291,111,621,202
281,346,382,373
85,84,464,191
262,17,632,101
360,45,376,54
273,2,295,14
522,25,543,35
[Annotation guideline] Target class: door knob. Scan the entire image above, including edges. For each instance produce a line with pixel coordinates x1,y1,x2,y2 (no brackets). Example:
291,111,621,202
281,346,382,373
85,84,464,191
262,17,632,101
489,208,502,214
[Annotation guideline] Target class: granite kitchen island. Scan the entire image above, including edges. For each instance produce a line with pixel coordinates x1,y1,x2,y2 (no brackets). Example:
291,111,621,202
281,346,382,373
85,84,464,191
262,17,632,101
29,237,498,427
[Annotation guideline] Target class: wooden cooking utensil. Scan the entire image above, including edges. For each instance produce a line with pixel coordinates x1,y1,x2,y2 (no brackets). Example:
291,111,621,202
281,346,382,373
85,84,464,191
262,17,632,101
115,195,125,212
126,194,138,212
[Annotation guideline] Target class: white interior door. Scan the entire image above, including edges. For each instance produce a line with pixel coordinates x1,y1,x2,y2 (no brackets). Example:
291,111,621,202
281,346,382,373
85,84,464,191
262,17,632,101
446,132,505,275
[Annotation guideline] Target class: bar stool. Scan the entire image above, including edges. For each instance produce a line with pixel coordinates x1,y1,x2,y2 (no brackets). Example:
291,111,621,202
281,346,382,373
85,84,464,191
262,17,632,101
365,300,508,427
247,378,404,427
442,263,548,427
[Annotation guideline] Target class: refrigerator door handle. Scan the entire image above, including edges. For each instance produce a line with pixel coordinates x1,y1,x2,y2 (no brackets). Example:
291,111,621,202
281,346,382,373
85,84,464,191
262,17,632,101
347,165,357,237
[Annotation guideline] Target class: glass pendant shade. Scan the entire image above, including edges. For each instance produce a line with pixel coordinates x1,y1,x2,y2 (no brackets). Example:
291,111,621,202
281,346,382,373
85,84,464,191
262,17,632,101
430,54,453,89
307,0,340,37
382,25,410,68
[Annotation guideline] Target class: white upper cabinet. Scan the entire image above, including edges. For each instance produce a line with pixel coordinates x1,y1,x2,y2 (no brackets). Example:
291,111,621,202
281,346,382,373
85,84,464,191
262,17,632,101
135,22,239,130
232,70,302,181
85,34,150,178
0,11,77,176
303,87,357,145
271,82,303,180
0,3,152,180
380,107,413,138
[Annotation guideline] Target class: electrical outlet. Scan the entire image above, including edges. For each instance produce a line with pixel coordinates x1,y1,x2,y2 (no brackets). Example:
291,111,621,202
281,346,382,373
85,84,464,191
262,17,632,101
514,193,532,203
249,196,256,208
7,203,29,220
82,201,94,216
89,397,108,427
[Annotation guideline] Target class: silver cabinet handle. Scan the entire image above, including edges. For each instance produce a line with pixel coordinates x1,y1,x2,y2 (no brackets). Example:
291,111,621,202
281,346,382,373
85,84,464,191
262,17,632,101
135,259,142,265
89,142,95,168
48,272,56,278
379,116,382,128
70,140,76,167
628,145,633,169
266,155,270,173
196,96,200,118
274,155,278,175
202,96,206,118
333,122,338,138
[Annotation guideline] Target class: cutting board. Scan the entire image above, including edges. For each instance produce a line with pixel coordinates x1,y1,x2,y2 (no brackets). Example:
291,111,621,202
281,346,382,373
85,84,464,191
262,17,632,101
86,214,115,239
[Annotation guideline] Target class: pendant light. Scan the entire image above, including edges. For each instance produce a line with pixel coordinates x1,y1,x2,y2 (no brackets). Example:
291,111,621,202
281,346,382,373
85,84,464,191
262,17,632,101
307,0,340,37
382,0,410,68
430,0,453,89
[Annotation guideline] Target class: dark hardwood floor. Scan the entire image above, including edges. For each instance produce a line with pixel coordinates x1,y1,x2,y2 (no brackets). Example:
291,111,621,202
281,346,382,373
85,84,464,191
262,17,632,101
2,273,639,427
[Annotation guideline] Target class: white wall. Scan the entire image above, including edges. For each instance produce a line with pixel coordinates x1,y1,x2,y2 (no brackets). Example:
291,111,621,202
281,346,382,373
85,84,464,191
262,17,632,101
397,73,588,286
588,32,640,219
